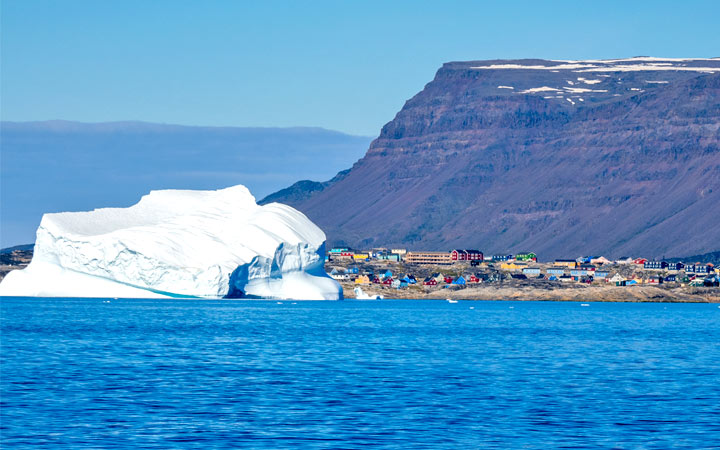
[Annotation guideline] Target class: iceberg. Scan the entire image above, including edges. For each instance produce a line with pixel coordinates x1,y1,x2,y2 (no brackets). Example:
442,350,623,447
0,185,342,300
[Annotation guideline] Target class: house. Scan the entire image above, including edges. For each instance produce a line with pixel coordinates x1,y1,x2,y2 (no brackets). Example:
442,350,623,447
468,274,481,283
377,253,400,262
352,253,369,261
405,251,452,265
547,267,566,276
451,249,484,262
511,274,527,279
644,261,668,270
372,277,381,284
615,256,633,264
515,252,537,262
347,267,359,274
590,256,612,265
647,276,663,284
382,277,393,286
391,249,407,257
451,276,466,285
578,264,597,272
595,270,610,280
686,264,712,275
431,273,445,283
355,275,370,284
548,275,558,281
500,262,527,271
391,279,401,289
444,276,454,284
667,262,684,271
423,277,438,286
383,270,393,279
704,276,720,287
570,268,587,277
633,258,648,265
491,254,513,262
522,267,541,275
329,269,349,281
559,275,573,282
554,259,577,268
329,247,350,254
609,273,625,283
664,274,677,282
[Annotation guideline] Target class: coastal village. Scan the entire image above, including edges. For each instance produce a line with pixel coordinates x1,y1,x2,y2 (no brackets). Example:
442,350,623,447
1,246,718,302
325,248,720,301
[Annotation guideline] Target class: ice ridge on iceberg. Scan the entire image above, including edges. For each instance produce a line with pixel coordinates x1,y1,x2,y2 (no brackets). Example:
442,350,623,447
0,185,342,300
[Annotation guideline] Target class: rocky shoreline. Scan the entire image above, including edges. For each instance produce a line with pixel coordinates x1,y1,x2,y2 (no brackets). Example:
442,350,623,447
342,282,720,303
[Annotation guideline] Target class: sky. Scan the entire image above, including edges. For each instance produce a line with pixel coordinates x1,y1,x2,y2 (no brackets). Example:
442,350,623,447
2,0,719,136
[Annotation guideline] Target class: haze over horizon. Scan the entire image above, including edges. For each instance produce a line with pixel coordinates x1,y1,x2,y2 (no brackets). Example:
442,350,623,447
2,0,719,135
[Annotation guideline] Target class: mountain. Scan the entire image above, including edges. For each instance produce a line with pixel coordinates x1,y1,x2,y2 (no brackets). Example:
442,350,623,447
263,57,720,259
0,121,372,247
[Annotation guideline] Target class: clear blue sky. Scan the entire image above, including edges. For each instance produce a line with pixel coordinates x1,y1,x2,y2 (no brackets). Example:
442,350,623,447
2,0,719,135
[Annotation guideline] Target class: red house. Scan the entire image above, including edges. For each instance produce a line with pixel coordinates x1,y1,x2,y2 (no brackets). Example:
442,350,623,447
444,276,454,284
423,277,437,286
468,275,480,283
372,277,381,284
382,278,393,286
634,258,648,265
451,249,484,262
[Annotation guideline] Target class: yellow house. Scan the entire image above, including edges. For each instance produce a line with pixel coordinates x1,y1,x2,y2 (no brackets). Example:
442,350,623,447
353,253,369,260
500,262,527,271
354,275,370,284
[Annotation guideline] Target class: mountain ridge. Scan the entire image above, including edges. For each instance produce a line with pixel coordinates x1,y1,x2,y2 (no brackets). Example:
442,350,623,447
264,58,720,259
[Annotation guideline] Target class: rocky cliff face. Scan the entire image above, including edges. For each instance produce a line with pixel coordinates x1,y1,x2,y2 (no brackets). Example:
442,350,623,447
263,58,720,259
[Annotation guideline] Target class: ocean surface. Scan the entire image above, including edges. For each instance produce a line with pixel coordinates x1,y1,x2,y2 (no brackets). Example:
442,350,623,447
1,298,719,449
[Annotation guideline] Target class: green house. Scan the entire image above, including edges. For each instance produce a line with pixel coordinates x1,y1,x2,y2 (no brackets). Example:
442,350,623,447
515,252,537,261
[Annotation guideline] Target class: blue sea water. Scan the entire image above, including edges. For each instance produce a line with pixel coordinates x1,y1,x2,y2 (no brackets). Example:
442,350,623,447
1,298,719,449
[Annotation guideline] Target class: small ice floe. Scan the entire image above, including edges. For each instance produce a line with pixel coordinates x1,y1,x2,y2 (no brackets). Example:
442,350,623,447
497,85,514,89
354,287,383,300
276,302,283,304
291,302,297,305
470,306,475,310
581,303,590,307
509,306,514,309
447,299,458,303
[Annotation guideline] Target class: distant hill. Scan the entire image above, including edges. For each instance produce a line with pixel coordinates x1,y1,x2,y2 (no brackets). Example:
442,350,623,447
668,251,720,266
265,57,720,259
0,244,34,254
0,121,372,247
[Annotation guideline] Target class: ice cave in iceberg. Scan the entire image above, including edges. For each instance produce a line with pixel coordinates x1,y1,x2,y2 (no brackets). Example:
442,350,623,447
0,185,342,300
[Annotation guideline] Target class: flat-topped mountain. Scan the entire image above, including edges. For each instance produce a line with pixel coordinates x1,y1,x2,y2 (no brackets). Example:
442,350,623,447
263,58,720,259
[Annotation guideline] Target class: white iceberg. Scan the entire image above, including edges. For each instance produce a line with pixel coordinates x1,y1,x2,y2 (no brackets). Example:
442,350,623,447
0,185,342,300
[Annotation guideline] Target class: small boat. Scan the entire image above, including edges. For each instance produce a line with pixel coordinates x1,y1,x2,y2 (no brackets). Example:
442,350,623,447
581,303,590,307
447,299,458,303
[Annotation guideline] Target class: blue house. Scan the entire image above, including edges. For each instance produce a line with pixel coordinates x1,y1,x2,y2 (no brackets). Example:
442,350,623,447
451,276,467,285
522,267,541,275
570,269,588,277
547,267,566,276
383,270,393,279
